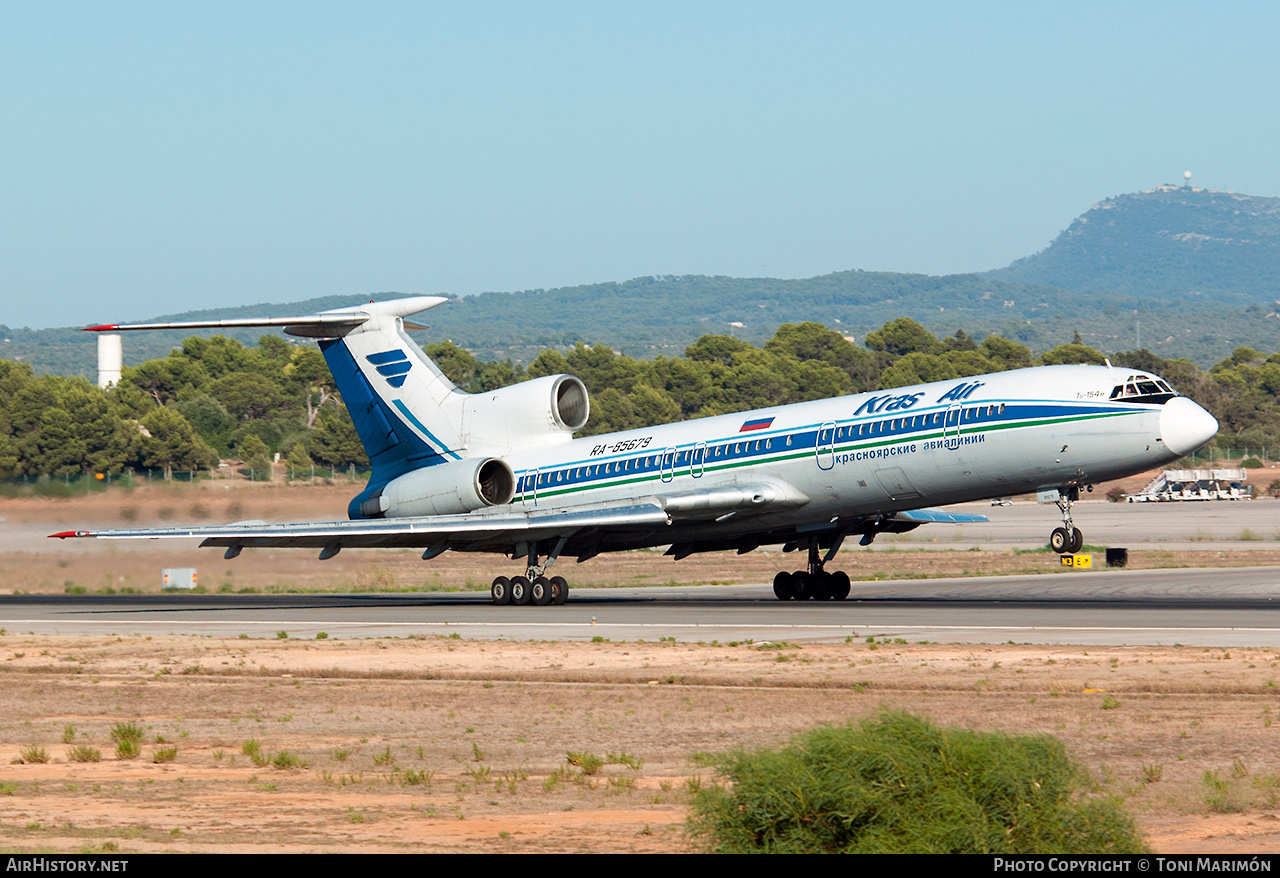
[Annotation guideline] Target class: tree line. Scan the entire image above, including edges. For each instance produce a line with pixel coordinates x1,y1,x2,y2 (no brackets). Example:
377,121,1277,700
0,318,1273,480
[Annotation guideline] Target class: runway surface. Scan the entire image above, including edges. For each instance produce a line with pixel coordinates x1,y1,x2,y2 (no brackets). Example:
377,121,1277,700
4,564,1280,647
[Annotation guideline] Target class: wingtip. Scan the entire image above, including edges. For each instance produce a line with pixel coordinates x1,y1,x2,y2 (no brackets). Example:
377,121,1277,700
48,530,89,539
82,324,119,332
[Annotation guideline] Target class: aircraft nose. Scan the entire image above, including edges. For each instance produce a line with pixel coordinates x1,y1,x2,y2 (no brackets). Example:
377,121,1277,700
1159,397,1219,457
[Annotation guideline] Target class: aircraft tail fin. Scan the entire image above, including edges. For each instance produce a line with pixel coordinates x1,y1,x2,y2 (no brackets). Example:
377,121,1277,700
87,296,470,514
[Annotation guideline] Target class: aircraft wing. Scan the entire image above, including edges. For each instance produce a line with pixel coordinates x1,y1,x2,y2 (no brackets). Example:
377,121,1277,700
50,482,986,559
51,501,673,558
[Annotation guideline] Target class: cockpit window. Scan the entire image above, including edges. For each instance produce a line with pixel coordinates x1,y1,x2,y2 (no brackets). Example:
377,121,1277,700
1109,374,1178,404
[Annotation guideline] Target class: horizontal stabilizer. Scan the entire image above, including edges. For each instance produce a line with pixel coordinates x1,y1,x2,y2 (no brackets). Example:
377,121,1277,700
83,296,449,339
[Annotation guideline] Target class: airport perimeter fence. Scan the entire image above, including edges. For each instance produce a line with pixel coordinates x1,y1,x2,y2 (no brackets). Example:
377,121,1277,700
1,465,375,497
1182,448,1274,466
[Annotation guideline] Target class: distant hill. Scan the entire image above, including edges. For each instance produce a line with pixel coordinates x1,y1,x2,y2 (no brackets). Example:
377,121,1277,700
8,184,1280,376
989,185,1280,303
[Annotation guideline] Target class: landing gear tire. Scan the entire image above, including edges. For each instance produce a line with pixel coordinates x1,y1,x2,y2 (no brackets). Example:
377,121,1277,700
531,576,553,606
773,571,794,601
1049,527,1070,553
830,571,851,601
549,576,568,605
510,575,532,606
791,571,813,601
811,572,833,601
1068,527,1084,554
491,576,512,606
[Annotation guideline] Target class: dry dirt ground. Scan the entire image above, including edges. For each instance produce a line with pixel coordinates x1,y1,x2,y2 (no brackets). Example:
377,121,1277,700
2,479,1280,853
1,636,1280,853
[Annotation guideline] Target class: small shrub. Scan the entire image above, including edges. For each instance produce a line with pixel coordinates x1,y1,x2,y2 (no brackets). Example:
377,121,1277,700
686,711,1149,854
242,739,269,768
110,722,145,744
62,725,76,745
607,751,643,770
68,746,101,763
153,747,178,764
19,746,50,764
272,751,307,770
567,751,604,775
402,768,433,787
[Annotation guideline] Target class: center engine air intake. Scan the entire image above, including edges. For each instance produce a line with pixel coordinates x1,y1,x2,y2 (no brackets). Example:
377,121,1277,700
360,457,516,518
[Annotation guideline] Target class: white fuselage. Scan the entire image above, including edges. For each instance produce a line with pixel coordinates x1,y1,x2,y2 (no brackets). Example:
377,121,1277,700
497,365,1200,539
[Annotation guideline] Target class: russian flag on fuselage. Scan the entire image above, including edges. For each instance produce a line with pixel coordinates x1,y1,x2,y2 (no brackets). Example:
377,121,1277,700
739,417,774,433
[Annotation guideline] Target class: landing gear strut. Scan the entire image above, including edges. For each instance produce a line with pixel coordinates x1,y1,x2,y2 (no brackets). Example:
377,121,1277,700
773,537,851,602
1049,487,1084,554
491,538,570,606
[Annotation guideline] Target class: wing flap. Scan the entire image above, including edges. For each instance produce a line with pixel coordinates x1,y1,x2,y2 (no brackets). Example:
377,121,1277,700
893,508,990,524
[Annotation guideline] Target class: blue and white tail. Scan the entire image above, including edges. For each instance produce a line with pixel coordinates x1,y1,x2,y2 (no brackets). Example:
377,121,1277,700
89,296,589,519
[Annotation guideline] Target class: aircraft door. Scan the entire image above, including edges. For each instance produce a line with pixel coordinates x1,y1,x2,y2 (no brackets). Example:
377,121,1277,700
816,422,836,470
691,443,705,478
942,404,963,447
522,468,539,507
660,447,676,483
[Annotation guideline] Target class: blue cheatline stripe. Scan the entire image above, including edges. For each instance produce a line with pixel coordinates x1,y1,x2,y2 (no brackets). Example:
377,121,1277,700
366,350,408,365
514,401,1150,499
391,399,462,461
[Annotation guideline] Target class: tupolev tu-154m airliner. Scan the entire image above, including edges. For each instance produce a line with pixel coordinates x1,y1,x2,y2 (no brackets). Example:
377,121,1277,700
54,296,1220,606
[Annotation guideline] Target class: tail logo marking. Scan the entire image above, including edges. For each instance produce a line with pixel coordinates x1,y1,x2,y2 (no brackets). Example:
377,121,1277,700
366,350,412,388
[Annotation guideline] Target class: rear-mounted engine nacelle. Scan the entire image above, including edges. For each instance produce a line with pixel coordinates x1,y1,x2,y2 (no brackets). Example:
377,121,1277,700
362,457,516,518
462,374,589,451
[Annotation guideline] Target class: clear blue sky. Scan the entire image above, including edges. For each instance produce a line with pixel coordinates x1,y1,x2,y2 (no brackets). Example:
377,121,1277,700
3,1,1277,328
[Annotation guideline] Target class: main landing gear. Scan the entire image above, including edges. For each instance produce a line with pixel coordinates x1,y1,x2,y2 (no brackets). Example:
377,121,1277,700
1049,486,1085,554
772,538,852,601
490,538,570,606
